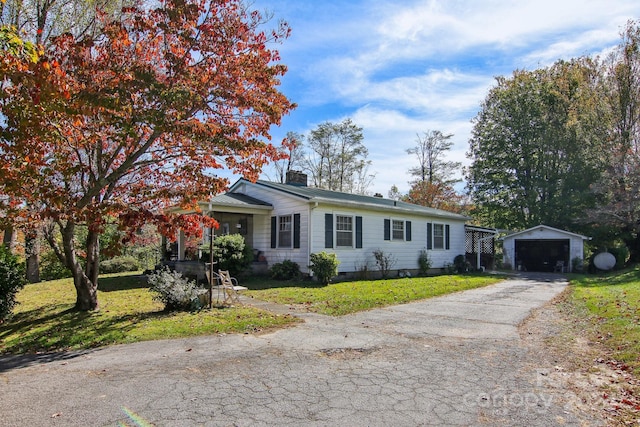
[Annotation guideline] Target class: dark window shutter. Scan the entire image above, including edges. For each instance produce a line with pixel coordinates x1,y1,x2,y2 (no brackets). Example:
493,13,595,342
356,216,363,248
406,221,412,241
325,213,333,248
293,214,301,249
270,216,277,248
384,219,391,241
426,222,432,249
445,224,450,250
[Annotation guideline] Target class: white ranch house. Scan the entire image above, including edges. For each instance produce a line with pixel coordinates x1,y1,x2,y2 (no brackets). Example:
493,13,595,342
168,172,471,278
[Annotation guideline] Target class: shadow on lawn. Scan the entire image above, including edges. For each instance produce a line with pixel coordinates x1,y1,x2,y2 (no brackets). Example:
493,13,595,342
0,304,169,362
99,274,149,292
575,265,640,287
97,271,327,292
241,275,327,290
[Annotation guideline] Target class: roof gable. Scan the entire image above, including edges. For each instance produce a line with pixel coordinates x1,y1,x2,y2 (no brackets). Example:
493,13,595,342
501,224,590,241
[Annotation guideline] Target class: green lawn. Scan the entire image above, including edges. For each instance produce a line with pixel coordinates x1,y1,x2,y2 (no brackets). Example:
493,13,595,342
1,272,502,354
244,274,502,316
568,265,640,375
0,272,299,354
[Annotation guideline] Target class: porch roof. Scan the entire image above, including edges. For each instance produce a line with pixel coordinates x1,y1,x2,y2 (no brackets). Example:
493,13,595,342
201,193,273,214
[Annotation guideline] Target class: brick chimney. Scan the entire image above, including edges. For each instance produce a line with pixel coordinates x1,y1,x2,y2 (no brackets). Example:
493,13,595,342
285,170,307,186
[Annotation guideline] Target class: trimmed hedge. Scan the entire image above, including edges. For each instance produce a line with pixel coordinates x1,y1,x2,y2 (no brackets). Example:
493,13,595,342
100,256,140,274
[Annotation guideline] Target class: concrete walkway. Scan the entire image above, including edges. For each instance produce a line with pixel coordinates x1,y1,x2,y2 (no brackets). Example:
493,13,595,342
0,273,597,426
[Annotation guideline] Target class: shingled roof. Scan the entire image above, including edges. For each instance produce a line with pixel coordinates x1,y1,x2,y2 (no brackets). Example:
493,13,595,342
229,179,469,221
208,192,272,209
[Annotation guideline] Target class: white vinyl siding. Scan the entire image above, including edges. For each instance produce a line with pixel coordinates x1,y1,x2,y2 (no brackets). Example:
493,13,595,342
311,209,464,273
232,179,467,274
236,184,309,272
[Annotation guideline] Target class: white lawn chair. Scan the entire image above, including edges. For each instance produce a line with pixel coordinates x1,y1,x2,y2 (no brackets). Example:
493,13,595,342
216,270,241,304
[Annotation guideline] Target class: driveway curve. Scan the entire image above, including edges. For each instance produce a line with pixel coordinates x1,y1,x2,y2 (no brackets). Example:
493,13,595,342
0,273,596,426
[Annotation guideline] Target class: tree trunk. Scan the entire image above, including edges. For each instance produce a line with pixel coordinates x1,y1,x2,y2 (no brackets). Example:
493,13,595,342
61,221,100,311
25,229,40,283
85,228,100,292
74,274,99,311
3,226,17,251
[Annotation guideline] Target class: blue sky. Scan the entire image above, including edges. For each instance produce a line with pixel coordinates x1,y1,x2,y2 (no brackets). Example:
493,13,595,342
238,0,640,196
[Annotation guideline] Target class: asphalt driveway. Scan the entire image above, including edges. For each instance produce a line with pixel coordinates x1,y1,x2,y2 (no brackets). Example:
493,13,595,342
0,273,597,426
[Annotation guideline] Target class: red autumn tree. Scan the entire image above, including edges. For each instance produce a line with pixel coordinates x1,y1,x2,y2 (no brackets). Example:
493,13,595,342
0,0,294,310
403,181,468,214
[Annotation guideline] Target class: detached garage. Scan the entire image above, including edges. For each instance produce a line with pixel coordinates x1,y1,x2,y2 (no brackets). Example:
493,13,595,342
502,225,589,273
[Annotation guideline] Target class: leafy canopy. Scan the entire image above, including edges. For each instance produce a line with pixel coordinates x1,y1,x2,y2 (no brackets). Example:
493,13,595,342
466,59,605,231
0,0,294,309
1,0,294,238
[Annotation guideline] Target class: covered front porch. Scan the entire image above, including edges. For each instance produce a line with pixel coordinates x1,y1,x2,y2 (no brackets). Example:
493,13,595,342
161,193,273,280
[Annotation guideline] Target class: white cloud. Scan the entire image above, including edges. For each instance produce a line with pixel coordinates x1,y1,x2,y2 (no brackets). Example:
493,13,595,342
373,0,636,58
350,106,473,195
294,0,636,118
253,0,640,196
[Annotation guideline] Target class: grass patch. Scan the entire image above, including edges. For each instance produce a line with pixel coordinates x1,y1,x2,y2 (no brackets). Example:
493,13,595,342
244,274,502,316
1,272,503,354
568,265,640,375
0,272,299,355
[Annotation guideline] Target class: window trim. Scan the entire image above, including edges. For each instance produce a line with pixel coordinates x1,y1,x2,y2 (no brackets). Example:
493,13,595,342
335,214,354,248
326,213,363,249
392,219,405,241
427,222,449,250
278,214,293,248
432,223,445,249
385,218,411,242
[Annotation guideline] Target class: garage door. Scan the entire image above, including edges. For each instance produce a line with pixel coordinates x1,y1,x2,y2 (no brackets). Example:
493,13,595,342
515,239,569,272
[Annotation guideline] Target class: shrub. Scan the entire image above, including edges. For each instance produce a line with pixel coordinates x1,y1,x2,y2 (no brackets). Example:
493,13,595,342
0,245,27,322
309,252,339,285
100,256,140,274
148,267,203,311
270,260,301,280
453,254,470,273
418,250,431,275
213,234,253,276
443,262,456,274
607,244,630,269
373,249,396,278
40,250,72,280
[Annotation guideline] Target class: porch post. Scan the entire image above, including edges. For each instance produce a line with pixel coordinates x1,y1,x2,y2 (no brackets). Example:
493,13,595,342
209,224,214,309
178,230,186,260
208,209,215,309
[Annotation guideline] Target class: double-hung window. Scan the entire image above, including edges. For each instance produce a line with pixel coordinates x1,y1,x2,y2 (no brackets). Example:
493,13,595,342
336,215,353,247
427,222,449,250
271,214,300,249
433,224,445,249
392,220,405,241
384,219,411,242
325,214,363,249
278,215,292,248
